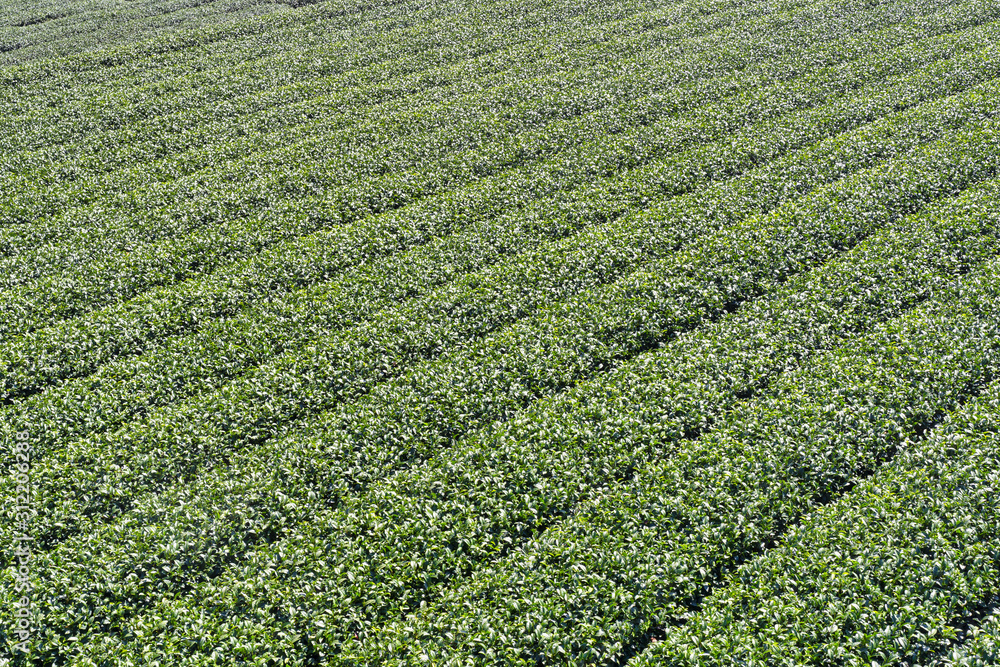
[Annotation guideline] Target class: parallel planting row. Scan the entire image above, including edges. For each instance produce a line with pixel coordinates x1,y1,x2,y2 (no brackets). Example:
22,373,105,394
0,0,291,65
8,78,1000,564
5,0,975,332
360,251,1000,666
5,19,1000,441
60,175,1000,665
2,0,999,663
4,20,992,478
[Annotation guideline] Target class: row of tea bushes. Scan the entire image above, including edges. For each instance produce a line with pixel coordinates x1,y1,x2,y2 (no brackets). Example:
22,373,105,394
359,249,1000,666
67,176,1000,666
6,79,996,565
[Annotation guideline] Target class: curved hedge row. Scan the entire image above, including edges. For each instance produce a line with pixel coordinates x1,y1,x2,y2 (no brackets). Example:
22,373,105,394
59,176,1000,666
0,0,432,132
5,81,995,565
637,386,1000,666
4,113,1000,661
3,38,996,468
0,0,288,66
0,0,728,223
5,35,997,411
0,0,953,321
3,0,1000,662
359,249,1000,667
0,0,763,166
0,0,848,267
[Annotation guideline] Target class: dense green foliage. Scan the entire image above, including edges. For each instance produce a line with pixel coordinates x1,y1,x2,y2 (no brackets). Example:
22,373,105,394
1,0,998,664
635,381,1000,666
934,609,1000,667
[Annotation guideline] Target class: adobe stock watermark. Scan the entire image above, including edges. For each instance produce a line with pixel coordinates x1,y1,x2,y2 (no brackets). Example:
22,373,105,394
8,434,34,660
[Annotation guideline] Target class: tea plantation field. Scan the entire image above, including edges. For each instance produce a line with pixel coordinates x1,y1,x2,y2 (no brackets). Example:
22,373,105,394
2,0,999,664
